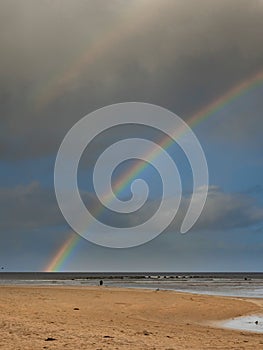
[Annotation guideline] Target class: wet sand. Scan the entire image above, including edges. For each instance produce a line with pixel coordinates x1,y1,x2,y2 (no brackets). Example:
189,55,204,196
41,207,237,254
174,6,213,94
0,285,263,349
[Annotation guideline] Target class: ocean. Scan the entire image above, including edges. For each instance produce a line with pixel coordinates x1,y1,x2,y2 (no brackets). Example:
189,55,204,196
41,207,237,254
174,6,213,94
1,272,263,298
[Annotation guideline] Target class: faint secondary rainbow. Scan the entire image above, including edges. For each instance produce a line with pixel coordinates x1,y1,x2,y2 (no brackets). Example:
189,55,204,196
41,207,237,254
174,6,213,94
46,69,263,272
33,0,161,111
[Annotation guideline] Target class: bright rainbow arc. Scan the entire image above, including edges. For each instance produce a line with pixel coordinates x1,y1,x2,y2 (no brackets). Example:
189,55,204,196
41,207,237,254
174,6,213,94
45,233,79,272
95,68,263,213
45,69,263,272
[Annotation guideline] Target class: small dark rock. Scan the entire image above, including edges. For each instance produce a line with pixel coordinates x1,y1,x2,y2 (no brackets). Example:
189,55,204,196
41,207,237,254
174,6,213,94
103,335,114,338
45,337,56,341
255,320,259,325
73,307,79,310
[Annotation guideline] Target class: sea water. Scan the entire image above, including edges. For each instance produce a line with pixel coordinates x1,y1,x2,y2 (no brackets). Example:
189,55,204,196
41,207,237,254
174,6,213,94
1,272,263,298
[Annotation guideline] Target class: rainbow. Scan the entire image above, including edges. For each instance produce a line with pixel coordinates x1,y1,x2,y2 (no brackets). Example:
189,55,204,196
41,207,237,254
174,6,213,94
45,68,263,272
45,232,79,272
188,69,263,127
94,68,263,211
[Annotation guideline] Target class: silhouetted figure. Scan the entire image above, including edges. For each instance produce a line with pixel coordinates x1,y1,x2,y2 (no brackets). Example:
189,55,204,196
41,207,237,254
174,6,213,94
99,280,103,286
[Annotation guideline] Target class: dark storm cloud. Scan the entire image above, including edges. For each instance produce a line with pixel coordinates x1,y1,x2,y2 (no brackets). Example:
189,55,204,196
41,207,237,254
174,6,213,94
0,0,263,159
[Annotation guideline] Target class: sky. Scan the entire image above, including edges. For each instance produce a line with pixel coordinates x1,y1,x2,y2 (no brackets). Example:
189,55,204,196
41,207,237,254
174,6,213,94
0,0,263,272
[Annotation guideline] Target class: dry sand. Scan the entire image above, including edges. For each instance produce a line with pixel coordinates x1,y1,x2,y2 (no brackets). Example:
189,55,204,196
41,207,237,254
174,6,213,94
0,285,263,349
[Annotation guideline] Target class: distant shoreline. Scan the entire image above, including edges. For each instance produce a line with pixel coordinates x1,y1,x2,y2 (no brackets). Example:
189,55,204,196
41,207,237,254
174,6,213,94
1,271,263,280
1,272,263,298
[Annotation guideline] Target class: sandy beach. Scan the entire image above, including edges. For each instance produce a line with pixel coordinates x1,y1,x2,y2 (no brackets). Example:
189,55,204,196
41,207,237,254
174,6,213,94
0,286,263,349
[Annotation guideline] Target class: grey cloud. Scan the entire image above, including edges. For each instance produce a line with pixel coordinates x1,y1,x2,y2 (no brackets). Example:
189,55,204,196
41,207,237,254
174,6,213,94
126,186,263,232
0,181,62,230
194,186,263,230
1,181,262,233
1,0,263,159
0,181,122,231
